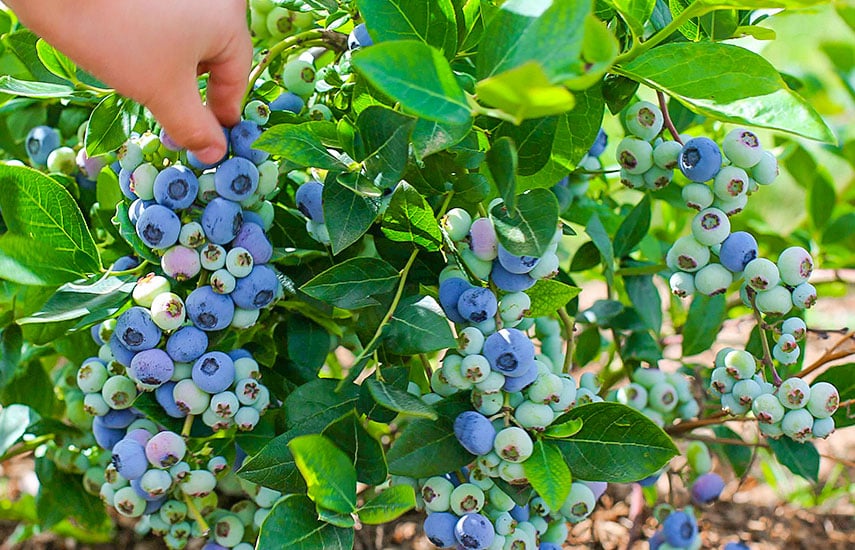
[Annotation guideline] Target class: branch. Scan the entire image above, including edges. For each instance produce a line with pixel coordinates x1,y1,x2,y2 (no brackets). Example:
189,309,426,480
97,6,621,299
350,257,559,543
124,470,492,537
657,91,683,145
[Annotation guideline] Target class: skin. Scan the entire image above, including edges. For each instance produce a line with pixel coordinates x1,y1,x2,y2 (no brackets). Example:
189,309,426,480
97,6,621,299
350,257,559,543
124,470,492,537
6,0,252,164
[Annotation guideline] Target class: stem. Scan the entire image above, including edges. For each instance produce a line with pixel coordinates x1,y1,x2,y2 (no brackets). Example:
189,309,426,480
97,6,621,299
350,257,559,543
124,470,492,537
614,4,707,65
181,415,195,438
657,91,683,145
750,296,781,386
557,308,575,374
184,493,210,534
665,413,754,435
0,434,55,463
419,353,433,383
797,330,855,379
243,29,328,104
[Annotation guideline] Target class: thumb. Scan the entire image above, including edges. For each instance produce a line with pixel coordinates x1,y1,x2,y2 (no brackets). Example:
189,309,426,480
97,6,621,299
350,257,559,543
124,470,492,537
147,76,227,165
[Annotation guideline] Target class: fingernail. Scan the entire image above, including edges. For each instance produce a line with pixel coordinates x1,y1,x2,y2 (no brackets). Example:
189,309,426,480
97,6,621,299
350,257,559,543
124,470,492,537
192,145,225,165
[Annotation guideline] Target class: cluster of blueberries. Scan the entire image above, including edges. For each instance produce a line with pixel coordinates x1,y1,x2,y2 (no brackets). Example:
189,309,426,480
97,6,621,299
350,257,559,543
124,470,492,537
22,124,108,189
709,348,839,441
610,366,700,427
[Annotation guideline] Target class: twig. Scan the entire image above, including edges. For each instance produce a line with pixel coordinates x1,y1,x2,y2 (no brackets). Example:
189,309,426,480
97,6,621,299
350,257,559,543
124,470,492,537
184,493,210,534
657,91,683,145
797,330,855,379
750,296,781,386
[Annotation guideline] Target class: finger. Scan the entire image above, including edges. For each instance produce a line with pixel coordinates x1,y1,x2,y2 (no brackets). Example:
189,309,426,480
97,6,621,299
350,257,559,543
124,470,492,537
205,30,253,128
147,75,227,165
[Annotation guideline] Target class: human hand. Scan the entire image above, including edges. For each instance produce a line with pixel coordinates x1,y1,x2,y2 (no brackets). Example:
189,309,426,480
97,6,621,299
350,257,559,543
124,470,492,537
6,0,252,164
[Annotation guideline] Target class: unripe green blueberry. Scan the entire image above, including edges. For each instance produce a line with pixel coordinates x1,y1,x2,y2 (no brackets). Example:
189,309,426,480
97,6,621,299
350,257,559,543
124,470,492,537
755,285,793,316
778,377,810,409
641,407,666,426
476,371,506,394
791,282,817,309
196,172,217,203
160,500,188,524
559,482,596,523
759,420,784,439
430,368,458,397
648,382,679,413
180,469,217,497
210,269,236,294
102,375,137,409
686,441,713,475
682,183,714,211
150,292,186,331
266,6,294,38
713,193,748,217
710,367,736,396
422,476,454,512
777,246,813,286
282,59,317,96
643,165,673,189
772,342,799,366
497,460,528,485
514,400,555,431
118,139,143,171
713,165,750,200
781,317,807,341
550,377,577,412
654,140,682,170
234,406,260,430
722,128,763,168
812,416,835,438
131,162,158,200
751,150,778,185
113,486,146,518
458,326,485,356
691,207,731,246
619,168,646,189
724,350,756,380
617,383,648,410
527,373,564,405
78,359,109,393
442,354,473,390
781,408,814,441
449,482,485,514
634,367,666,389
244,99,271,125
529,252,560,280
807,381,839,418
226,247,254,278
442,208,472,241
743,258,780,291
693,263,732,296
133,274,171,308
140,468,173,499
579,372,601,393
149,512,171,536
721,392,749,415
460,354,491,384
732,378,762,407
752,392,785,424
498,292,532,325
626,101,664,141
308,103,332,121
214,514,245,547
173,379,210,415
616,137,654,175
493,426,533,463
83,392,110,416
666,235,710,273
460,246,493,281
494,511,516,535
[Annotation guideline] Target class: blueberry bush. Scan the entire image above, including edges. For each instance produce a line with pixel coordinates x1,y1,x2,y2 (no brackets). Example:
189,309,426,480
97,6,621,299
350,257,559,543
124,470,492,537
0,1,853,549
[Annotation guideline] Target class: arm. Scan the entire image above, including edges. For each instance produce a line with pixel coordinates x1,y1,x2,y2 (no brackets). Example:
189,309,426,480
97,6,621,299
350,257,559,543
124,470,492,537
6,0,252,163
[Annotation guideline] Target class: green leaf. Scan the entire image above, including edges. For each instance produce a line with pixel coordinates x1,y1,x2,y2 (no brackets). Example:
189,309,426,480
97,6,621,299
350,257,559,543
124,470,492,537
322,410,388,486
237,428,307,494
809,173,835,230
586,214,615,290
477,0,592,81
487,136,518,209
352,40,472,125
384,295,456,355
366,379,437,419
625,275,662,334
95,165,123,212
0,404,37,456
85,94,134,157
35,39,76,82
613,195,651,258
619,42,835,142
5,29,69,85
609,0,656,38
523,439,573,511
357,485,417,525
258,494,354,550
710,426,752,478
813,364,855,429
289,434,358,514
490,188,559,257
301,257,399,309
285,379,361,434
357,106,416,188
495,117,558,177
681,293,726,356
411,118,472,159
475,62,576,123
323,179,379,255
0,75,74,98
285,316,332,383
386,393,474,477
0,324,23,388
255,122,348,170
0,165,101,285
35,457,107,529
358,0,458,58
552,402,678,482
542,418,584,439
381,182,443,251
113,202,159,263
766,437,820,482
526,279,581,317
16,275,133,327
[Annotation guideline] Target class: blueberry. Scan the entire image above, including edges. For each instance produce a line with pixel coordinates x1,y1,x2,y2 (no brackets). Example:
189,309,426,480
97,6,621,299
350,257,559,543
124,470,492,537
112,438,149,480
269,91,305,113
679,137,722,182
231,264,279,310
691,472,725,504
186,286,236,331
438,277,473,324
229,120,269,164
25,125,61,166
215,157,259,201
423,511,458,548
232,222,273,264
457,287,498,323
587,128,608,157
201,197,243,245
347,23,373,50
109,333,137,367
160,246,201,282
295,180,324,223
115,307,162,352
145,431,187,468
497,244,539,274
500,361,538,392
129,348,174,388
136,204,181,250
156,382,187,419
192,351,236,394
483,328,535,377
509,504,529,523
662,510,698,548
454,411,496,456
490,260,536,292
186,127,230,169
100,408,139,430
724,543,750,550
111,255,140,272
92,417,125,450
165,326,209,363
159,128,183,152
469,217,498,262
718,231,758,272
153,165,199,210
455,512,495,549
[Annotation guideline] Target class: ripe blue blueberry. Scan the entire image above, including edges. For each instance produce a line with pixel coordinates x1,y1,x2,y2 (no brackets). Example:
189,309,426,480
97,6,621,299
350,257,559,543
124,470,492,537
26,125,62,166
116,307,162,352
269,91,305,113
155,382,187,419
186,286,236,331
192,352,236,394
165,326,208,363
347,23,373,50
679,137,722,182
153,166,199,210
439,277,473,324
501,361,538,392
129,348,174,388
232,222,273,264
111,438,149,480
295,180,325,223
136,204,181,250
497,244,539,274
691,472,725,504
587,128,608,157
201,198,243,245
215,157,259,201
454,411,496,456
230,120,269,164
455,513,495,550
457,287,498,324
423,512,458,548
490,261,536,292
92,417,125,450
718,231,758,272
483,328,536,377
662,510,698,548
231,264,279,309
